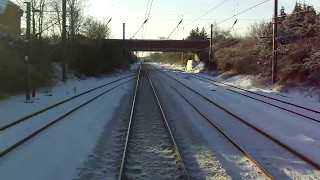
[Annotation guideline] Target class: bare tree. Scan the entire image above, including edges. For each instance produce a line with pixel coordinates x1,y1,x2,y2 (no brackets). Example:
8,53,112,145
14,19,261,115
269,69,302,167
248,21,272,39
82,16,110,40
67,0,87,39
13,0,87,38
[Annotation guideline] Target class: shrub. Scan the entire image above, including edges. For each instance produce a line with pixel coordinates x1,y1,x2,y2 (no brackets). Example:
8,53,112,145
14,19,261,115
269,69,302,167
206,3,320,86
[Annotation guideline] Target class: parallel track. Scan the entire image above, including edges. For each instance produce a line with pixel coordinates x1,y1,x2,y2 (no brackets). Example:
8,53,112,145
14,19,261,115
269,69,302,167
0,74,136,131
118,64,189,180
147,65,274,179
0,76,136,158
186,73,320,123
149,64,320,175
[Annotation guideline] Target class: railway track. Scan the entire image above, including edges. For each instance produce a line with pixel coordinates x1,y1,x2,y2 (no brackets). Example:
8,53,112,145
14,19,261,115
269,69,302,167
118,65,189,179
185,72,320,123
0,74,136,131
148,64,320,178
0,74,137,158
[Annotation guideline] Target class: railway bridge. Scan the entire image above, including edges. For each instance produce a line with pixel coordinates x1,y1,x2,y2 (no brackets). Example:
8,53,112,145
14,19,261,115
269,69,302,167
103,39,211,61
103,39,210,52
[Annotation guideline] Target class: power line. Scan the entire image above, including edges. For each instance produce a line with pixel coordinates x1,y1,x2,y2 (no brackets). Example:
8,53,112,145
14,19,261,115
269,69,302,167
217,0,270,25
108,17,268,21
183,0,229,28
144,0,150,19
225,19,238,34
167,19,183,39
132,19,148,39
204,0,270,32
143,0,154,39
36,19,60,35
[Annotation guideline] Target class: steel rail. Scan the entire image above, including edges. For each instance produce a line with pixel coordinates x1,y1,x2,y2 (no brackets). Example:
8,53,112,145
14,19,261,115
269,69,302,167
145,64,190,180
118,65,141,180
0,74,136,131
187,74,320,123
0,78,136,158
188,73,320,114
119,64,189,179
147,66,274,180
150,65,320,171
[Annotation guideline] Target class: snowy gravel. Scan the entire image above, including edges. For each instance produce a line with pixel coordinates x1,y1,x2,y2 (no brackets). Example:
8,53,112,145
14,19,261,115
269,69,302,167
124,73,183,179
188,74,320,121
75,85,135,179
0,65,140,180
148,64,320,179
149,68,272,180
161,69,320,168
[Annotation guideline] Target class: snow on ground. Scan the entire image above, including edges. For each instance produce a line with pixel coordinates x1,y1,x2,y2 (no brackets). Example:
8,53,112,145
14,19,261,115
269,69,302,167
156,66,320,165
148,63,320,178
151,62,320,111
0,64,139,126
0,77,135,154
149,70,271,179
0,64,139,180
0,80,136,180
202,73,320,109
153,62,186,71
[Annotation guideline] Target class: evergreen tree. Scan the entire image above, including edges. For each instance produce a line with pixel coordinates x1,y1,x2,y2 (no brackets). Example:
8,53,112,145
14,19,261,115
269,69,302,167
186,27,208,40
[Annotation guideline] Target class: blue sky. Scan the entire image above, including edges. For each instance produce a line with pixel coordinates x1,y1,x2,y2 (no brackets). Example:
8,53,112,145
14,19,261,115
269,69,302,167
87,0,320,39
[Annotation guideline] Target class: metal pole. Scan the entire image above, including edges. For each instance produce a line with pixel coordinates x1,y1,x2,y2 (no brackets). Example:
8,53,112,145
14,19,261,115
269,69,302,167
209,24,213,62
32,2,36,36
62,0,67,82
31,3,36,99
25,2,31,102
123,23,125,40
181,52,184,65
123,23,126,66
272,0,278,84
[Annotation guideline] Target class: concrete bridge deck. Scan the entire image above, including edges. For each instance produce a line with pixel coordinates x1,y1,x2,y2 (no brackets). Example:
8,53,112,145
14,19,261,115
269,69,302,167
103,39,210,52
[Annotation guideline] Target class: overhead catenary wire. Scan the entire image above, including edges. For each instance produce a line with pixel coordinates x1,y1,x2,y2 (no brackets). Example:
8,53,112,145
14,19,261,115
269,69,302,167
144,0,150,18
36,19,60,35
131,18,148,39
107,17,112,25
167,19,183,39
142,0,150,39
104,17,267,21
205,0,270,31
143,0,154,39
225,19,238,34
225,6,320,33
217,0,270,25
183,0,229,28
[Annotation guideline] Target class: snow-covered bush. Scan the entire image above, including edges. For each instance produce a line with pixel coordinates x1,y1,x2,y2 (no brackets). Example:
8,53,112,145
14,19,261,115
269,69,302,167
210,3,320,86
0,27,54,97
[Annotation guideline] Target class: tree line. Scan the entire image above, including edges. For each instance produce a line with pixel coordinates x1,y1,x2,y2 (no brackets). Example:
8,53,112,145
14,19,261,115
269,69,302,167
0,0,136,97
187,3,320,86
